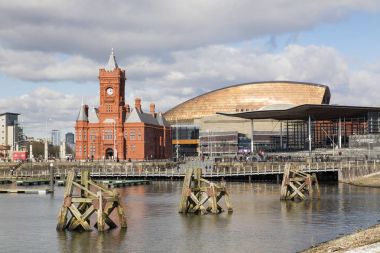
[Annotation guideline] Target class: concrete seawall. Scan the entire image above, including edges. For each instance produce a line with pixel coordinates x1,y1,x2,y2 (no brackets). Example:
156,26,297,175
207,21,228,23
337,160,380,186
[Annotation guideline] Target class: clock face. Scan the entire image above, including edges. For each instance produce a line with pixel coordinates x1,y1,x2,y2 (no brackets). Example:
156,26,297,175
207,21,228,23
106,87,113,95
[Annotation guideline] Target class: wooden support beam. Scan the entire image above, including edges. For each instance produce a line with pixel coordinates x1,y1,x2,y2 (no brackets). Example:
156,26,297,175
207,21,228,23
178,168,233,215
56,171,75,231
68,205,95,231
280,163,321,201
56,170,127,232
96,191,105,231
68,204,92,231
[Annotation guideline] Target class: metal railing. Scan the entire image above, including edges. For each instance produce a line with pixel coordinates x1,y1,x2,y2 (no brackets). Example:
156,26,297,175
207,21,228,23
2,160,378,180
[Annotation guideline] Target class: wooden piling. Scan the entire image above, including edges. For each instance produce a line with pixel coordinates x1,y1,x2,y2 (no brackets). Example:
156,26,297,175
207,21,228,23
280,163,320,201
178,168,233,215
49,163,54,193
56,170,127,232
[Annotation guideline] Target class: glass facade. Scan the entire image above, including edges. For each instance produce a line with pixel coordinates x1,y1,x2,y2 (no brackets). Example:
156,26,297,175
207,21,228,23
171,125,199,140
200,131,238,156
198,131,255,157
368,112,380,134
171,125,199,157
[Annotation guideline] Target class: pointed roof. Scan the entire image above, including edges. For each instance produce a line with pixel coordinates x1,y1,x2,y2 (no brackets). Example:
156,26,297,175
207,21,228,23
88,106,99,123
125,108,159,125
76,99,88,122
105,48,118,71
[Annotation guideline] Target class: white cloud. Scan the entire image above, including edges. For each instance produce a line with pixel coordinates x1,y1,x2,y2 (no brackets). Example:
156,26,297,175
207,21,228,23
0,1,379,138
1,44,380,138
125,44,380,110
0,49,98,81
0,0,378,59
0,87,96,137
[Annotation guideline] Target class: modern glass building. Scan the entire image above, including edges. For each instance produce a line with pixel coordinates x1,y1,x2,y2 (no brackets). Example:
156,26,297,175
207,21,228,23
51,129,61,146
65,132,75,144
165,81,330,156
171,125,199,157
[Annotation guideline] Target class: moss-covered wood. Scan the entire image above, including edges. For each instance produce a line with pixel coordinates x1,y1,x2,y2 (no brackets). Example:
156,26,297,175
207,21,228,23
56,170,127,232
178,168,233,215
280,163,320,201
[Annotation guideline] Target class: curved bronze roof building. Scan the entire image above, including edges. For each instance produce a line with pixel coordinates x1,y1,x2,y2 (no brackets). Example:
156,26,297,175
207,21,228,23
164,81,330,124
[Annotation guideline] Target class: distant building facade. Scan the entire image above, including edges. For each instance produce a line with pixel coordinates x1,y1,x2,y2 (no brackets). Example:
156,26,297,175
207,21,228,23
75,50,171,161
0,112,21,160
165,81,330,157
65,132,75,144
51,129,61,146
65,132,75,156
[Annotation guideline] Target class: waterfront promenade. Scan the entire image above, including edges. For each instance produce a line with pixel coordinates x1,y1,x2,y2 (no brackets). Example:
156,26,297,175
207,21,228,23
0,159,379,183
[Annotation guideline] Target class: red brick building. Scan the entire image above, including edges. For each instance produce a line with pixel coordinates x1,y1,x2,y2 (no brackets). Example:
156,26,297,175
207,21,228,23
75,50,171,161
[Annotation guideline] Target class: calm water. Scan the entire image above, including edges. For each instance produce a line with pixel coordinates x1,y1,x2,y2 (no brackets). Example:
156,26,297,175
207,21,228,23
0,181,380,253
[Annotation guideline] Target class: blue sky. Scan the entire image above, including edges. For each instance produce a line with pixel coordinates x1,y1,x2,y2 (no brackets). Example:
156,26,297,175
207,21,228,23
299,12,380,63
0,1,379,137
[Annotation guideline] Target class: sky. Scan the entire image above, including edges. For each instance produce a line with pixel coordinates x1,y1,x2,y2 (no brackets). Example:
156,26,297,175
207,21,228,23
0,0,380,138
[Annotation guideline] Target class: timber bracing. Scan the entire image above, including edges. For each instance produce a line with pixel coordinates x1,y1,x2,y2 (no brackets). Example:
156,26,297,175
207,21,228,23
178,168,233,215
56,170,127,232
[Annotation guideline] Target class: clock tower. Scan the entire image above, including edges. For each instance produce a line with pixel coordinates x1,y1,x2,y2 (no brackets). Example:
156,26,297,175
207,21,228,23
98,49,126,123
75,49,172,161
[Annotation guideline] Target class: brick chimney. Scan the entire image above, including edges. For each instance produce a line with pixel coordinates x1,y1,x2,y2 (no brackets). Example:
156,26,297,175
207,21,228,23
150,103,155,116
135,98,142,112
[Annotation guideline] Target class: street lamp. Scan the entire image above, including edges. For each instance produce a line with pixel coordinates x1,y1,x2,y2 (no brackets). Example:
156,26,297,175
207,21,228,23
175,118,180,162
45,118,52,161
368,141,373,159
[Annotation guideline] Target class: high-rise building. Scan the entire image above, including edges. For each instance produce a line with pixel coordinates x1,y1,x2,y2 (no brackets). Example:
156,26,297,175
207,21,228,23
51,129,61,146
75,50,171,161
65,132,74,144
65,132,75,153
0,112,21,160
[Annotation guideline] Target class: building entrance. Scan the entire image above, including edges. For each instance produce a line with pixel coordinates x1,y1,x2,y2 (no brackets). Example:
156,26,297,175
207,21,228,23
105,148,114,159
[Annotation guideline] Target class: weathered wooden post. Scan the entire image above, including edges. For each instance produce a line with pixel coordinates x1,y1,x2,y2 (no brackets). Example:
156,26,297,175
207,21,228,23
49,162,54,193
178,168,233,215
280,163,320,201
56,170,127,232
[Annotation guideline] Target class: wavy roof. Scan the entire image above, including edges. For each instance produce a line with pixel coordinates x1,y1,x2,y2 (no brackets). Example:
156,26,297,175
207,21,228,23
164,81,330,123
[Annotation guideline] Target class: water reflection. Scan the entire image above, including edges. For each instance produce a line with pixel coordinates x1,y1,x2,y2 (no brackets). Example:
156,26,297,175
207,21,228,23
57,229,127,253
1,182,380,252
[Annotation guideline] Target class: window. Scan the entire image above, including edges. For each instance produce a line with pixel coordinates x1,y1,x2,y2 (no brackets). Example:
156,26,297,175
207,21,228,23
106,104,112,112
103,130,113,140
90,145,95,155
124,130,128,140
90,130,97,141
130,130,135,140
138,129,142,140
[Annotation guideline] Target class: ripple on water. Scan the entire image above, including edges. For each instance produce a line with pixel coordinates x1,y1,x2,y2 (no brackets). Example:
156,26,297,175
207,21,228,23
0,182,380,253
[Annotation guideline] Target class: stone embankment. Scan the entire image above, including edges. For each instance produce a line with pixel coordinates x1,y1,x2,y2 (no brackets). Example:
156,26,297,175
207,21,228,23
303,224,380,253
304,168,380,252
346,172,380,188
